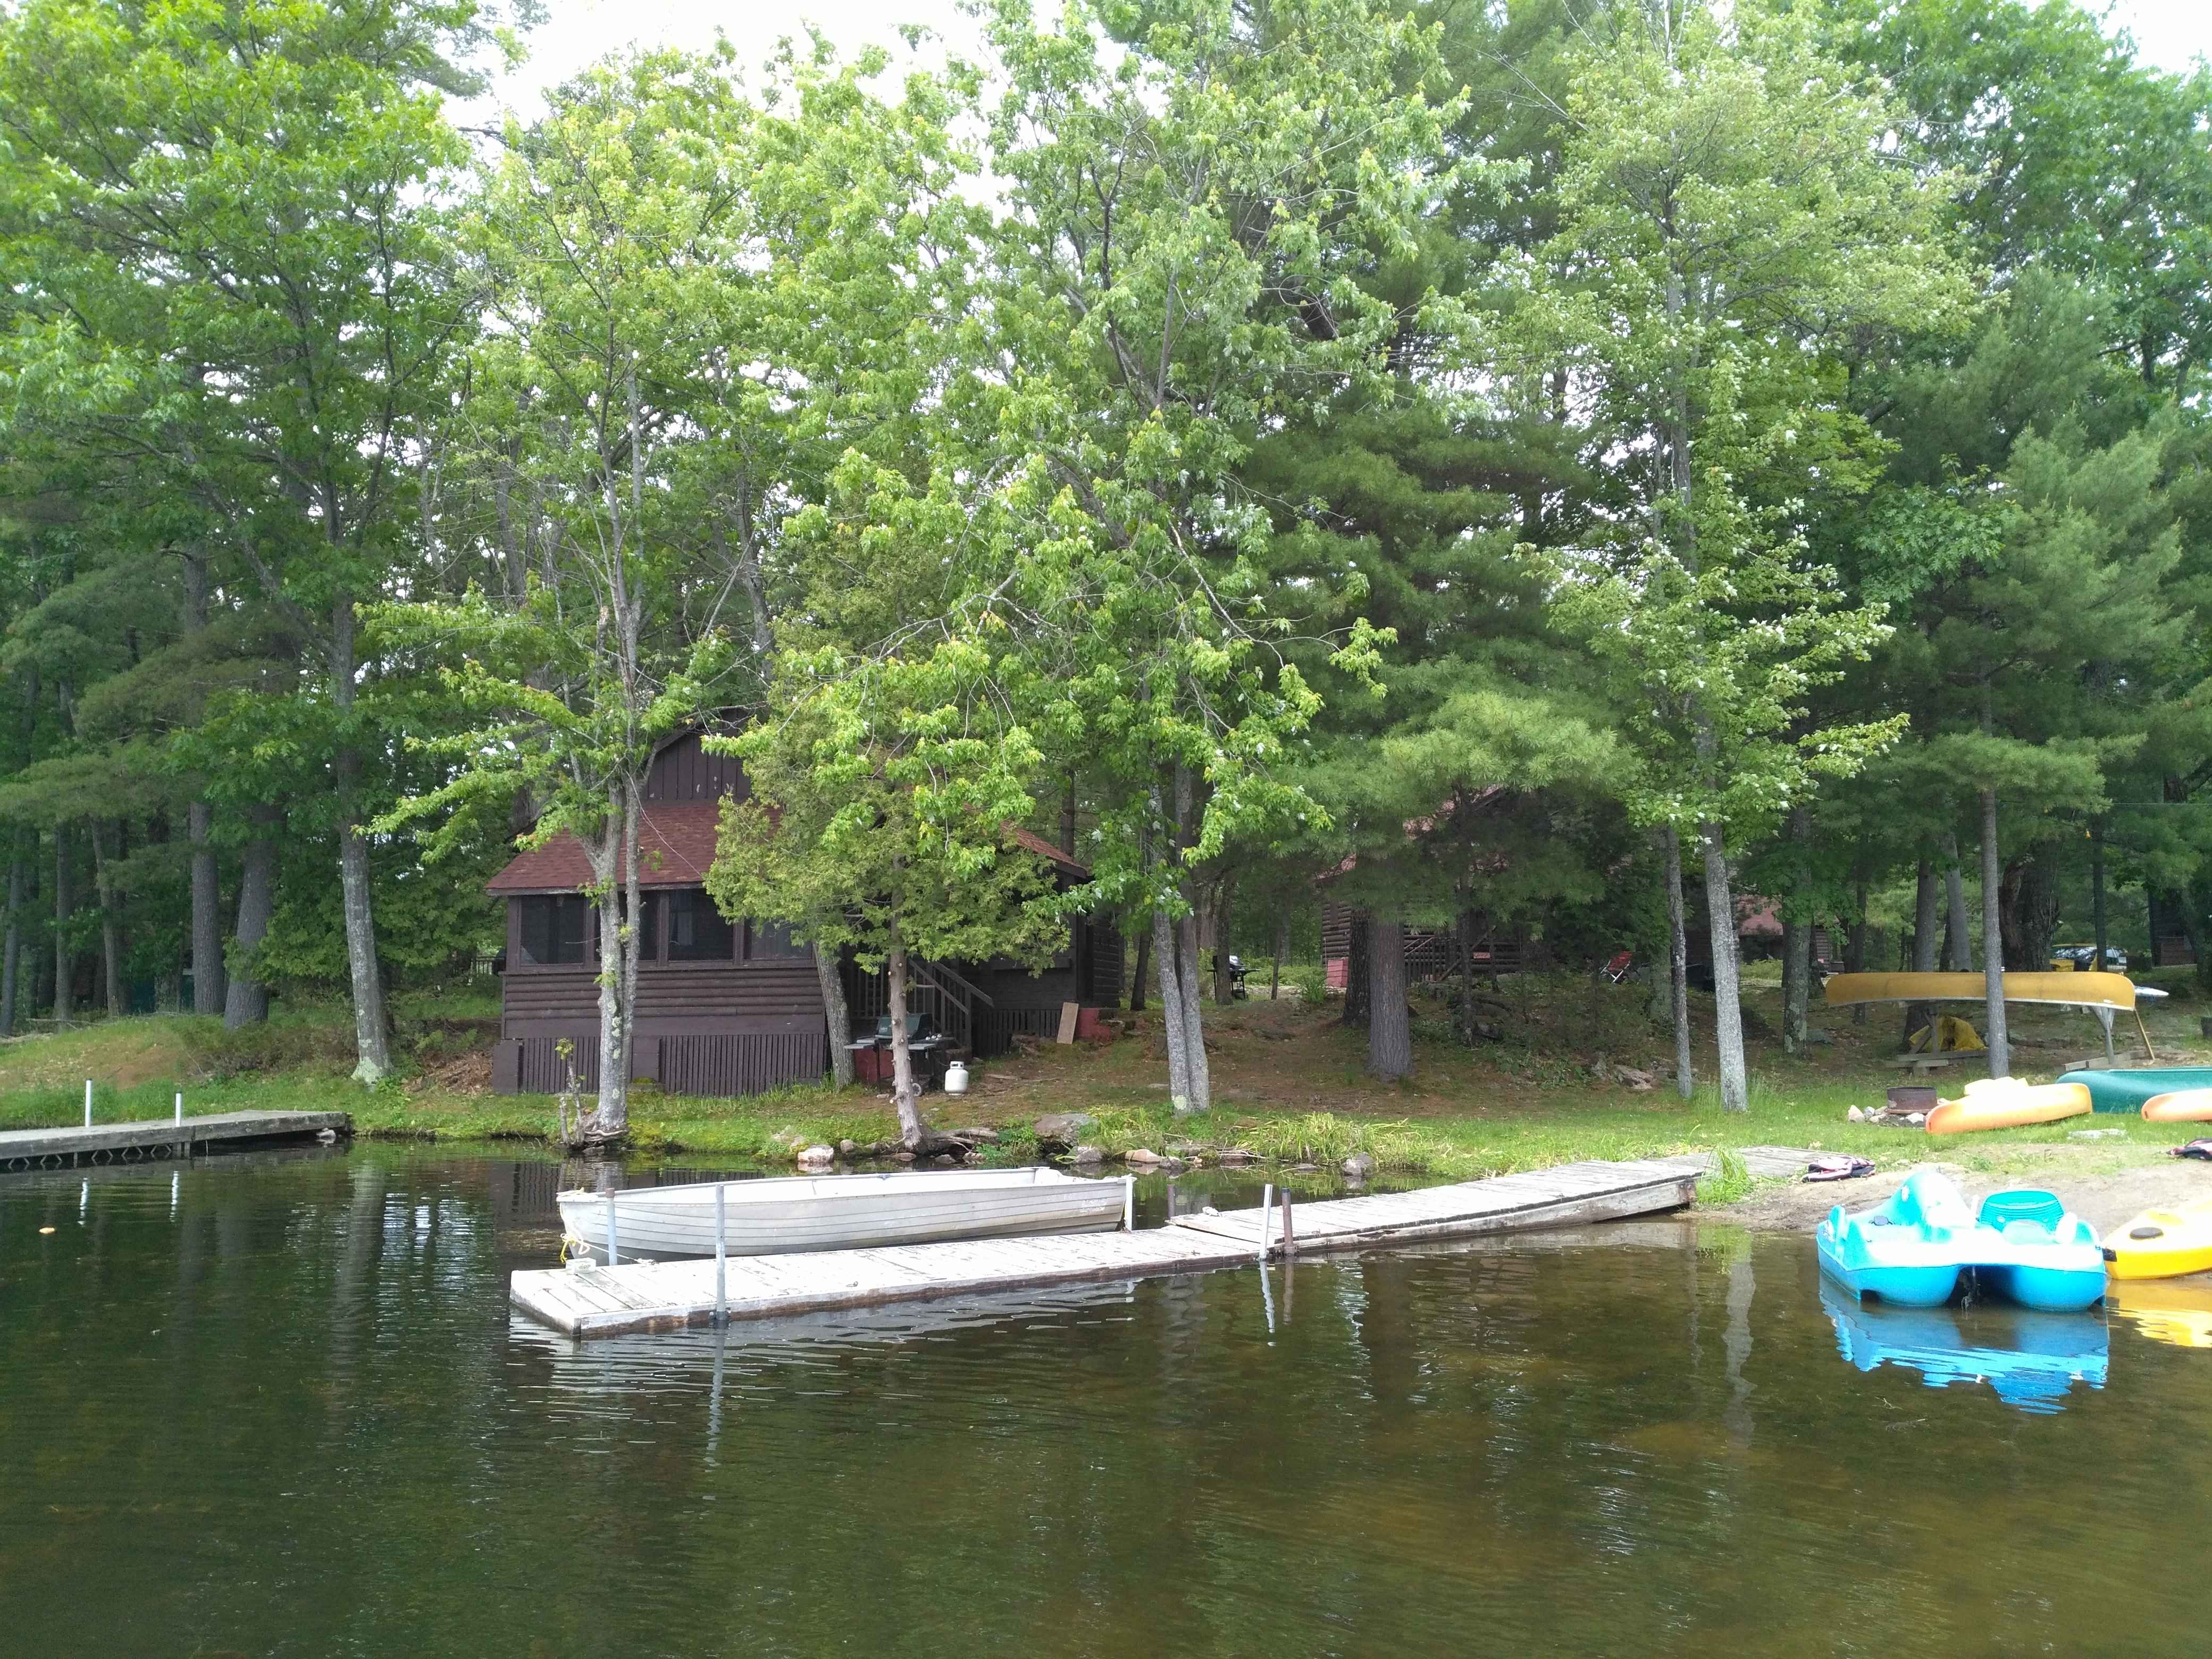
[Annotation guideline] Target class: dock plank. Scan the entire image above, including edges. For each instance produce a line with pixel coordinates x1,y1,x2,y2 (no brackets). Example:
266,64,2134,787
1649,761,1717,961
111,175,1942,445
0,1109,350,1167
511,1157,1703,1339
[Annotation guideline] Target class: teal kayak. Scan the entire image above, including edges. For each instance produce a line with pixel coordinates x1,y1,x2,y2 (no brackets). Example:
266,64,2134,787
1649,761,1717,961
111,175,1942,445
2069,1066,2212,1113
1817,1170,2107,1312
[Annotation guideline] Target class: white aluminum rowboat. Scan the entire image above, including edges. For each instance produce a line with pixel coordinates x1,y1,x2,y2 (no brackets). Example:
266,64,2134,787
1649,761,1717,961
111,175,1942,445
557,1167,1133,1263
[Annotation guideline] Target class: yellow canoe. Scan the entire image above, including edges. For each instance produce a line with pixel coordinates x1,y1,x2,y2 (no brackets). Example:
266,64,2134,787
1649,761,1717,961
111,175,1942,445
2143,1088,2212,1123
2103,1198,2212,1280
1925,1079,2092,1136
2109,1279,2212,1347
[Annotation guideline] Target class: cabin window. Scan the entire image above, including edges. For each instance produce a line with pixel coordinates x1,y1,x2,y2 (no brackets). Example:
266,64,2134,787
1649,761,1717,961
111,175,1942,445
745,919,809,961
665,889,736,961
516,895,588,965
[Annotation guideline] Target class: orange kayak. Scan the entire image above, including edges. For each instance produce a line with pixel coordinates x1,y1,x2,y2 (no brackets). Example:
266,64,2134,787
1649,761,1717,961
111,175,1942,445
1925,1080,2092,1135
2142,1088,2212,1123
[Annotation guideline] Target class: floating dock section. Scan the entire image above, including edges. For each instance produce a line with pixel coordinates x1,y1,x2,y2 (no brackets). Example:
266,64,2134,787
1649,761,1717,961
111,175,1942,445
0,1109,350,1171
512,1157,1703,1339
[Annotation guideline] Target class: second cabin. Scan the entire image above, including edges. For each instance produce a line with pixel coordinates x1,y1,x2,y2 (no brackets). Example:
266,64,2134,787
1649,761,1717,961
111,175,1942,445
484,733,1123,1099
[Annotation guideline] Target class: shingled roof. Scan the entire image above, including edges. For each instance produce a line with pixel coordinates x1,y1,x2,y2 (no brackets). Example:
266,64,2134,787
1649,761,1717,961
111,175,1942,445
484,804,723,894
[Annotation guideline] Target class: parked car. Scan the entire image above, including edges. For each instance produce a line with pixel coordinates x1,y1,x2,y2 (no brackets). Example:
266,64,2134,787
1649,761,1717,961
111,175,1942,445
2049,944,2129,973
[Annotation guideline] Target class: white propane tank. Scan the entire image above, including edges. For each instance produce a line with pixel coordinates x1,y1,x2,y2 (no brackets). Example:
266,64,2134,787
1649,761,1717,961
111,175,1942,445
944,1060,970,1095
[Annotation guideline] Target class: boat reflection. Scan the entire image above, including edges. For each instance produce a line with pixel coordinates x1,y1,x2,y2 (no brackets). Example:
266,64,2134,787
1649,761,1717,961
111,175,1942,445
2108,1279,2212,1350
1821,1280,2107,1414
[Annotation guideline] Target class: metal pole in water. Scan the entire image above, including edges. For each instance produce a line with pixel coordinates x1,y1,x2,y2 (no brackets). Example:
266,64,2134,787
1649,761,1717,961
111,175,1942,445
1123,1175,1135,1231
605,1193,619,1267
714,1184,728,1326
174,1091,184,1159
1258,1183,1274,1261
83,1079,92,1128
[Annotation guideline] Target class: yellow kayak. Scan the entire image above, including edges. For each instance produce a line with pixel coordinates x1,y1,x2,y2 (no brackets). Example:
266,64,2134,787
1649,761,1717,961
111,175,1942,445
2102,1197,2212,1280
2143,1088,2212,1123
2108,1279,2212,1348
1925,1079,2092,1136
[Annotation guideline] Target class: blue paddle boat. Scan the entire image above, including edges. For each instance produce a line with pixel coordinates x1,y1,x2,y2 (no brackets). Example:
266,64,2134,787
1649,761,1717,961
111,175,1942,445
1817,1169,2107,1312
1967,1188,2107,1312
1817,1168,1976,1307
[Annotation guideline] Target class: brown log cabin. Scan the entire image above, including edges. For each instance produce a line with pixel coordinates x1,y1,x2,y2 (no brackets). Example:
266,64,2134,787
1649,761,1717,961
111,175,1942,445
486,733,1123,1097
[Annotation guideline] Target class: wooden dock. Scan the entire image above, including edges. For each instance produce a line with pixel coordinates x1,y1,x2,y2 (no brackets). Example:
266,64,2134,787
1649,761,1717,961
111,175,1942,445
0,1109,350,1171
512,1156,1703,1339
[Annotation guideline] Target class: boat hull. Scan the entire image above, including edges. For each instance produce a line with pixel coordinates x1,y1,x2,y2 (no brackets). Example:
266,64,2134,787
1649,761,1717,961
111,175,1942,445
557,1168,1128,1262
2102,1199,2212,1279
1925,1082,2091,1136
2141,1088,2212,1123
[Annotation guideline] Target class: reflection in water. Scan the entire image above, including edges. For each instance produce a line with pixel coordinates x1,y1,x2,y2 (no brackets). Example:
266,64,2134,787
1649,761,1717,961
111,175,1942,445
5,1147,2211,1657
2109,1278,2212,1349
1821,1279,2109,1413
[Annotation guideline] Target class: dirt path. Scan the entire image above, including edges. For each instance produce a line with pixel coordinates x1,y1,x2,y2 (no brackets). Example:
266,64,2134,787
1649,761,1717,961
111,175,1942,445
1719,1143,2212,1235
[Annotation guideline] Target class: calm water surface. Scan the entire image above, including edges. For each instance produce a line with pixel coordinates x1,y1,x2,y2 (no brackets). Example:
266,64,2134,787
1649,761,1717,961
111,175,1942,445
0,1146,2201,1656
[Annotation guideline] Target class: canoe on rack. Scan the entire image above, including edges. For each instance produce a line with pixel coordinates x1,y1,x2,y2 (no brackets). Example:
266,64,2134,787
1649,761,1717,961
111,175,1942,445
557,1167,1131,1263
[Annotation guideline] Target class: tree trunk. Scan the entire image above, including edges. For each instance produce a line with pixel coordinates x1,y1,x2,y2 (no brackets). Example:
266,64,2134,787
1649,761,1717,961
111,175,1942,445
816,945,854,1088
1271,914,1286,1001
1367,914,1411,1079
2091,820,2109,969
885,933,930,1149
330,596,392,1082
1904,856,1939,1051
1847,882,1870,1026
1210,877,1236,1005
1699,823,1748,1112
1152,908,1191,1111
1175,907,1210,1112
1782,916,1809,1057
1664,825,1693,1101
1,838,23,1037
91,821,123,1018
1942,835,1972,972
1129,924,1150,1012
189,801,224,1016
223,809,280,1029
1342,910,1370,1028
1980,789,2010,1077
53,824,73,1030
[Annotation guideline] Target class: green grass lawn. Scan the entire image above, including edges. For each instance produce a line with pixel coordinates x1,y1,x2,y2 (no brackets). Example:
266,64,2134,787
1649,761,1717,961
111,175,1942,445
1,970,2202,1185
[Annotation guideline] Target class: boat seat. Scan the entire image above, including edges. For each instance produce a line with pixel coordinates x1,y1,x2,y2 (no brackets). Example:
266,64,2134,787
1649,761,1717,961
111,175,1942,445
1978,1189,2065,1233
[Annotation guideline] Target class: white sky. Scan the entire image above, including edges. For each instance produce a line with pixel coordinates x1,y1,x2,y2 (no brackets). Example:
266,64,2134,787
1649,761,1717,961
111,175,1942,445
471,0,2210,117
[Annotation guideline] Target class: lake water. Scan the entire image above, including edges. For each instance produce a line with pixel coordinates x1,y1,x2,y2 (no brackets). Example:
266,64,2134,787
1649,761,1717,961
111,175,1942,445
0,1146,2201,1656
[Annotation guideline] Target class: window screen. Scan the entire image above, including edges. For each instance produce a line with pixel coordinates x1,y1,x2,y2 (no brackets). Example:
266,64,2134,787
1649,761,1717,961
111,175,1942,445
666,889,736,961
745,918,809,960
517,896,588,965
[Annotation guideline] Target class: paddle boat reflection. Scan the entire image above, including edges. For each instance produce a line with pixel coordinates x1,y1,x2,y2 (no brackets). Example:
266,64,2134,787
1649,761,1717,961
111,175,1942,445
1820,1280,2108,1414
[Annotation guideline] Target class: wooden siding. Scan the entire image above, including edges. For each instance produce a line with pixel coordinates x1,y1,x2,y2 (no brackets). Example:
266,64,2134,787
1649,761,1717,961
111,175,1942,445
658,1031,825,1095
643,732,748,806
1086,921,1125,1006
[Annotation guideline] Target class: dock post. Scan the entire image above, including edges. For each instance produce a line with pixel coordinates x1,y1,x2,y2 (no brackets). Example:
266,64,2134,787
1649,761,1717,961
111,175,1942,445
1259,1183,1274,1260
606,1194,619,1267
714,1184,727,1326
1279,1187,1295,1255
175,1091,185,1160
1123,1175,1135,1231
83,1079,92,1129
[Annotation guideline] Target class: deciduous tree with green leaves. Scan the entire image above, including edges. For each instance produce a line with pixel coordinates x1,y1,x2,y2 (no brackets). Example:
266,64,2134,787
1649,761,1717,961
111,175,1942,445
1522,0,1972,1108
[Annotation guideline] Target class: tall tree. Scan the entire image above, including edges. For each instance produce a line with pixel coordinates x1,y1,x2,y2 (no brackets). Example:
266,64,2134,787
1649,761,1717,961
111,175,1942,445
1522,0,1971,1108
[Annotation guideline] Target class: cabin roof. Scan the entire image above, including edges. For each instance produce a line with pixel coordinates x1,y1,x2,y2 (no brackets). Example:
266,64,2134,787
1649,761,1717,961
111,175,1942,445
486,803,723,894
486,806,1089,895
